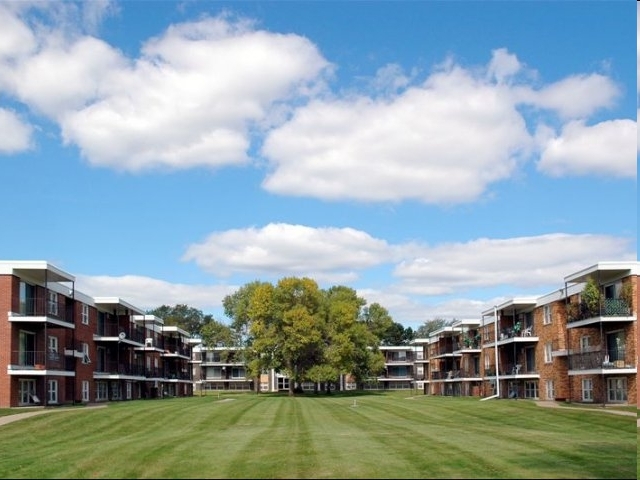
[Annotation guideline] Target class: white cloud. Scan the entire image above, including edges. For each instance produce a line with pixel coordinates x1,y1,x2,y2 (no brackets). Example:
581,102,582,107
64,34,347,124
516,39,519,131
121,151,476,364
0,108,32,153
182,223,393,284
262,59,532,204
522,73,620,119
180,224,635,322
75,274,237,315
0,8,331,172
536,119,636,178
393,233,635,295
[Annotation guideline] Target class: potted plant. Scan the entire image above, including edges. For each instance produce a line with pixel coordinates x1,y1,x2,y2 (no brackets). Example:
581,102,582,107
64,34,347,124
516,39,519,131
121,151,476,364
581,277,602,318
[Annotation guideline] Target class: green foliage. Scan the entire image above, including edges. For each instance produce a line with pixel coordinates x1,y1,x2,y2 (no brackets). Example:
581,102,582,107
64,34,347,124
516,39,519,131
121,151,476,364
582,277,603,316
146,304,212,337
222,277,393,394
414,318,454,338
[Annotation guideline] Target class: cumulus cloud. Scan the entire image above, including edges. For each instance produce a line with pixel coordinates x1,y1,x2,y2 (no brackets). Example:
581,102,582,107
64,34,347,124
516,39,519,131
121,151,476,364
182,223,393,284
75,273,237,314
0,5,632,198
262,58,532,204
393,233,635,295
261,49,627,204
536,119,636,178
0,6,331,172
0,108,32,153
181,223,634,311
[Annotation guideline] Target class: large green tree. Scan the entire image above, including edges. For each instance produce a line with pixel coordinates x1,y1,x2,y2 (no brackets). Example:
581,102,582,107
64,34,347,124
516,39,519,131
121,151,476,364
222,278,388,395
147,304,213,337
414,318,453,338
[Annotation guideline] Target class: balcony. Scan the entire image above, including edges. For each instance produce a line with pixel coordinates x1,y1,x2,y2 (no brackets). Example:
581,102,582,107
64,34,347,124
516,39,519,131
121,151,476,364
8,350,75,372
9,297,74,324
568,348,635,371
568,299,632,323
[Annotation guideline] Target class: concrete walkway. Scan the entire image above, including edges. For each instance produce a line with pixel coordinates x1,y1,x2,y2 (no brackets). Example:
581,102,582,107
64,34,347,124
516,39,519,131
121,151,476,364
535,400,638,426
0,404,107,427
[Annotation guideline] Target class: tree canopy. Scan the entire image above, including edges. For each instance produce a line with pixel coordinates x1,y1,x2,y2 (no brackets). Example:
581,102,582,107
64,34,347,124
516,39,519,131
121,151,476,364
146,304,214,337
222,277,389,395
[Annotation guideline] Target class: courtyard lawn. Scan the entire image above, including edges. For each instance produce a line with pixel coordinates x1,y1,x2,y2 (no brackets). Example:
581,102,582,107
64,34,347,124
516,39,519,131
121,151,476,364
0,391,635,479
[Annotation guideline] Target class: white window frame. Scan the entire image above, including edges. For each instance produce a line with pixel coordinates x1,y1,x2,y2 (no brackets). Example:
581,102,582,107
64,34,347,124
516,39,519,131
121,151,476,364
524,381,538,399
81,304,89,325
47,379,58,404
607,377,627,403
48,335,58,354
544,342,552,363
19,379,37,405
47,291,58,316
579,335,591,352
126,381,132,400
581,378,593,402
96,382,108,401
542,304,551,325
82,380,90,402
545,380,555,401
82,342,90,364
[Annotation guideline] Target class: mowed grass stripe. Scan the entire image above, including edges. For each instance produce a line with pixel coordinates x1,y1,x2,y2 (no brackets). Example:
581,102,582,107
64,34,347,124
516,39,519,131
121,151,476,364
0,393,634,479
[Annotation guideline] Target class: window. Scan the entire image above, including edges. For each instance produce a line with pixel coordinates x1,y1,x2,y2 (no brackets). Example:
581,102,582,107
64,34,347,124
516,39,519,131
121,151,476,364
96,382,108,401
47,291,58,316
111,381,120,400
19,379,36,405
523,381,538,399
231,367,245,378
545,380,555,401
544,342,553,363
579,336,591,352
82,381,90,402
542,305,551,325
48,336,58,353
81,304,89,325
126,382,132,400
607,377,627,403
82,343,90,364
47,380,58,404
581,378,593,402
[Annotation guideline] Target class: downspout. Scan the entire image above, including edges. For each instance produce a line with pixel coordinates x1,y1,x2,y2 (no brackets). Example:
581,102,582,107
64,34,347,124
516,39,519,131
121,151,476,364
563,282,571,403
597,271,605,408
480,307,501,401
494,305,500,398
43,269,48,407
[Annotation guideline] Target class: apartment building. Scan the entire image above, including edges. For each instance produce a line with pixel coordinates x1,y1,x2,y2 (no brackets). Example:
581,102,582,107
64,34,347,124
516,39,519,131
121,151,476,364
378,345,421,390
418,261,637,405
0,260,193,408
191,344,253,393
414,319,484,397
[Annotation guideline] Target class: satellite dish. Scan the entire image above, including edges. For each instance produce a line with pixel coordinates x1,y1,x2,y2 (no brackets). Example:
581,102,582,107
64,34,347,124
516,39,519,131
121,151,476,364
118,332,126,340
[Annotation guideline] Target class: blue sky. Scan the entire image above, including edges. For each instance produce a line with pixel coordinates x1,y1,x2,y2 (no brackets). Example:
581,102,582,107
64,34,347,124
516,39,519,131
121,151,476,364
0,1,636,329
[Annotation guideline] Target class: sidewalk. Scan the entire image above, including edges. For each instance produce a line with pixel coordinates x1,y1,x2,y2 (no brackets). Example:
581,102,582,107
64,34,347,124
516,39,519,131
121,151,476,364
0,404,107,427
535,400,638,424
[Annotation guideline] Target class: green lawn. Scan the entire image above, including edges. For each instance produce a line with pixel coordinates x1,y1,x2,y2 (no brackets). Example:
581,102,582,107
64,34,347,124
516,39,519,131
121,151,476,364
0,391,635,479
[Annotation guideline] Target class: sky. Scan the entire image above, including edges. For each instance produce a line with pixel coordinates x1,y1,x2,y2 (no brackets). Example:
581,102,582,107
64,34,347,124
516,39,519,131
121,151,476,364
0,1,636,330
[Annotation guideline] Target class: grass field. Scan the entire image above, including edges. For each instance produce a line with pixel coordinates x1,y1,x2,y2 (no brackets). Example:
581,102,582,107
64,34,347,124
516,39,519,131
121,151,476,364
0,391,636,479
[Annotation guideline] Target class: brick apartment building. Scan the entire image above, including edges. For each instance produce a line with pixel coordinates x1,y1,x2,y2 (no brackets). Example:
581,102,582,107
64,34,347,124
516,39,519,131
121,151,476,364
0,260,193,408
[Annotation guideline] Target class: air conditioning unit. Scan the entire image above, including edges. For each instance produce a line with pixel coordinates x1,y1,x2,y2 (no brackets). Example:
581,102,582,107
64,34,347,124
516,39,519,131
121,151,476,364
145,338,154,347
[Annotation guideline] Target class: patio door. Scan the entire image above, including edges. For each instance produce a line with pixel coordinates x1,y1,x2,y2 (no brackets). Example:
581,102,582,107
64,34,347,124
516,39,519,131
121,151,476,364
607,377,627,403
19,330,36,366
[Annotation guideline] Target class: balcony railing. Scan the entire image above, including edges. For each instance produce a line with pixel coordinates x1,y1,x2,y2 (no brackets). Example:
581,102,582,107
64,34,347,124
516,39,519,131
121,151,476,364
569,348,634,370
13,297,73,323
10,350,74,371
568,299,631,323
